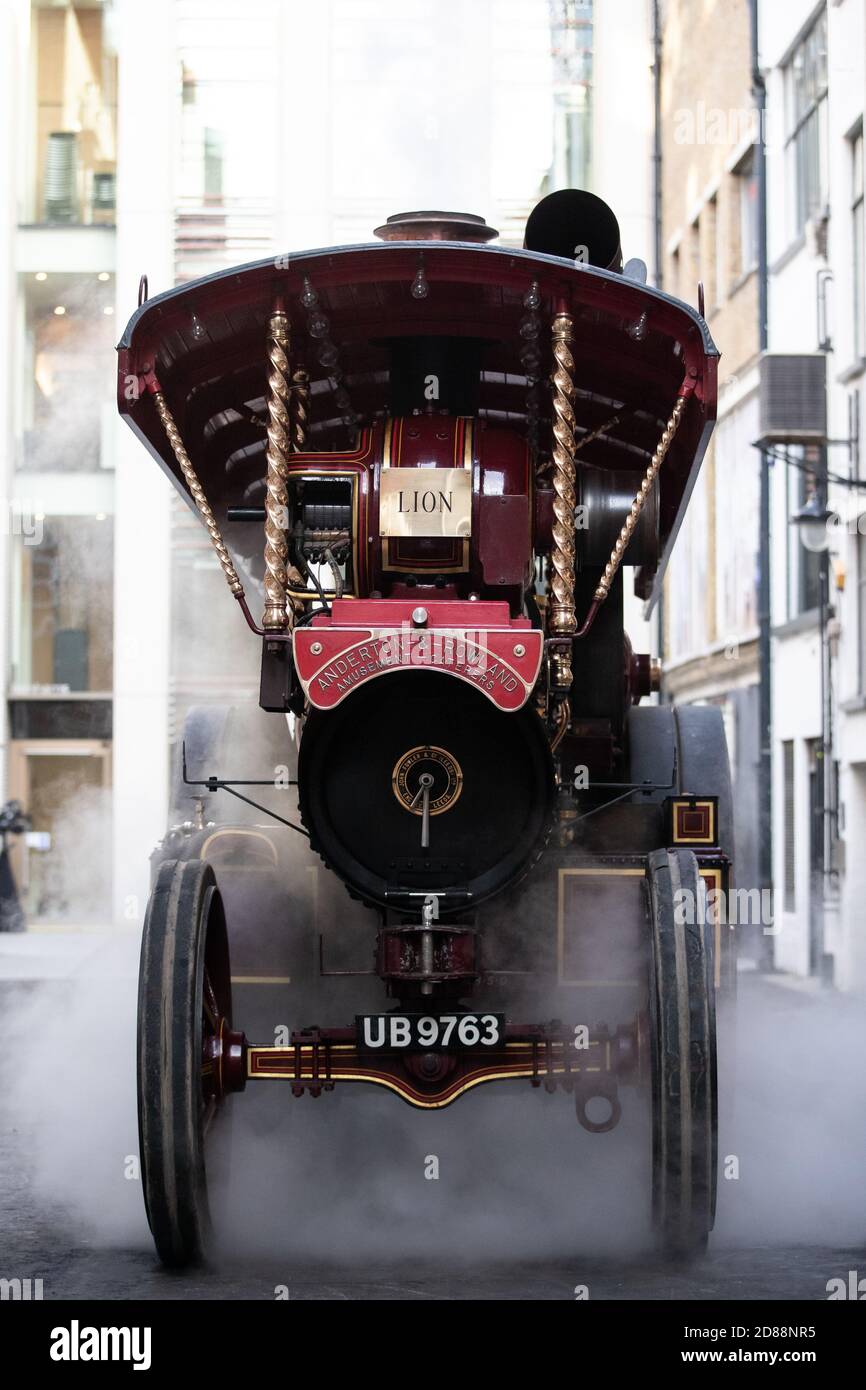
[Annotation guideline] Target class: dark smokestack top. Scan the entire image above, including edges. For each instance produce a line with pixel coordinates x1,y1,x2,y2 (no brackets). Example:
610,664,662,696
524,189,623,271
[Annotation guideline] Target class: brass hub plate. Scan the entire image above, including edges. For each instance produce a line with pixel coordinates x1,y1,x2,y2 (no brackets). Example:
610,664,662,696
391,745,464,816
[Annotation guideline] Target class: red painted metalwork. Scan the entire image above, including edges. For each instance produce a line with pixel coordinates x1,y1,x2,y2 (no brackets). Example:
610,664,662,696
242,1018,641,1111
293,601,543,711
376,924,479,989
117,240,718,614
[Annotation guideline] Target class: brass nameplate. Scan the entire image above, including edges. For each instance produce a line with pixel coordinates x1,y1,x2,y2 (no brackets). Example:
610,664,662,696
379,468,472,539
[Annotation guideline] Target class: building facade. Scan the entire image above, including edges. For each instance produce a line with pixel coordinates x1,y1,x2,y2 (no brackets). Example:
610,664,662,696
659,0,866,989
761,0,866,989
658,0,764,950
1,0,118,927
1,0,557,929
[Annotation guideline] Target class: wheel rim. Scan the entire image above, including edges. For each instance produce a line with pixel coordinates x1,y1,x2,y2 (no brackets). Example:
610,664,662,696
201,884,232,1120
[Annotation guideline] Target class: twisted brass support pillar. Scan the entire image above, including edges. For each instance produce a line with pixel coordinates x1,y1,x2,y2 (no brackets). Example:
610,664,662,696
290,365,310,452
152,391,243,598
571,379,695,641
262,307,292,631
593,385,692,604
549,311,578,688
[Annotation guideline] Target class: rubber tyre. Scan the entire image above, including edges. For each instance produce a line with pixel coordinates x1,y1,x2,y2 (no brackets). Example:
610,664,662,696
137,859,232,1267
647,847,717,1259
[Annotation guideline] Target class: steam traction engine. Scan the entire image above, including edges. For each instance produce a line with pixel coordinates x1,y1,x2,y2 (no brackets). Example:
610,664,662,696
120,192,733,1268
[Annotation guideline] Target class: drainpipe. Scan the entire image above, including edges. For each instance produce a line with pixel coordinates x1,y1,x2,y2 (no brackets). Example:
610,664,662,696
750,0,773,966
652,0,665,681
652,0,663,292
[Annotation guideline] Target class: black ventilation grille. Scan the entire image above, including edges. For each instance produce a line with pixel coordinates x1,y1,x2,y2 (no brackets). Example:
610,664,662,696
759,353,827,443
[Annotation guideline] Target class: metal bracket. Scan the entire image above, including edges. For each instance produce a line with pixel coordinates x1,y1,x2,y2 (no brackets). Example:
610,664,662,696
181,742,307,838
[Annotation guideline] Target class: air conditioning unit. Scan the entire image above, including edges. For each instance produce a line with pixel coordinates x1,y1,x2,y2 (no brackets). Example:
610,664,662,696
758,352,827,444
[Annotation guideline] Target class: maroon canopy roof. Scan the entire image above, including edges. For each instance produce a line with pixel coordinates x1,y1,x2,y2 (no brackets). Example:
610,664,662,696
117,240,718,607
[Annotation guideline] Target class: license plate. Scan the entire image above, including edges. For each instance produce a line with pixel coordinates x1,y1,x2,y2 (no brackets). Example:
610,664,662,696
356,1012,505,1051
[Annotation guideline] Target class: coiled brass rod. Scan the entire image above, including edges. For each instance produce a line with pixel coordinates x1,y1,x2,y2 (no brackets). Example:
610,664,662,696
290,365,310,452
153,390,243,597
593,386,692,603
262,308,292,631
571,378,695,641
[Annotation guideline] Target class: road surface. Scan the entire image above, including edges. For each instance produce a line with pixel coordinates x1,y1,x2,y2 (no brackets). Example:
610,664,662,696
1,935,863,1300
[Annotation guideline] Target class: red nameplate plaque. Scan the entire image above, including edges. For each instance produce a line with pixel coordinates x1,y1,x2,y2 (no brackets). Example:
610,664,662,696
293,615,543,712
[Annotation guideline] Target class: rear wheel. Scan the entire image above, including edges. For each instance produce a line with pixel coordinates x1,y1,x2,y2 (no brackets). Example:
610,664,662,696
137,859,237,1267
647,847,717,1259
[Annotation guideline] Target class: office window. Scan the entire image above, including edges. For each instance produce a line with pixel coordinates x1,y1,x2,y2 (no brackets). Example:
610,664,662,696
16,272,116,473
734,148,759,276
11,517,114,694
689,217,700,302
783,741,795,913
666,465,708,661
706,194,720,308
25,1,117,226
714,399,759,637
7,740,112,925
784,8,829,236
852,126,864,359
176,0,281,281
859,531,866,696
785,451,822,618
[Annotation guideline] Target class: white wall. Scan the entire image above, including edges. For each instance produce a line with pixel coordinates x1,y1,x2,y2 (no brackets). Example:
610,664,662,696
592,0,654,265
0,1,30,796
112,0,175,926
592,0,657,656
762,0,866,986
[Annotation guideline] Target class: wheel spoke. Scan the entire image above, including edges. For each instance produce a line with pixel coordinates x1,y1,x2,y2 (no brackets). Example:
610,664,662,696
202,967,220,1032
202,1095,218,1139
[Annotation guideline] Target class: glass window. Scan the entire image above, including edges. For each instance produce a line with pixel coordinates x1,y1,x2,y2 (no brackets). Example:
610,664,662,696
666,463,708,661
16,272,116,473
669,245,680,299
734,149,759,276
706,195,720,308
784,8,829,237
11,517,114,695
783,740,795,913
714,398,760,638
859,530,866,695
852,127,864,360
175,0,280,281
25,1,117,226
785,450,822,618
689,217,700,298
8,743,112,924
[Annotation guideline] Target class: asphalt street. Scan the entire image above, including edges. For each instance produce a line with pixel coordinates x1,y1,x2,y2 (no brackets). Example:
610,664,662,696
1,934,864,1301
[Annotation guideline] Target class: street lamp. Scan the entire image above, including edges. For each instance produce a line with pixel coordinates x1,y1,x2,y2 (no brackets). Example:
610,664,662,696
789,493,837,553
